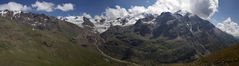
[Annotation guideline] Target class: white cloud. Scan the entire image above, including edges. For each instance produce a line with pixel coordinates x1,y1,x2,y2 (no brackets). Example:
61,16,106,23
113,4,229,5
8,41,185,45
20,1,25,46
145,0,218,19
128,6,146,16
82,13,92,18
0,2,31,11
56,3,74,12
102,0,218,20
146,0,190,15
190,0,218,19
216,17,239,36
105,5,129,20
0,1,75,12
32,1,55,12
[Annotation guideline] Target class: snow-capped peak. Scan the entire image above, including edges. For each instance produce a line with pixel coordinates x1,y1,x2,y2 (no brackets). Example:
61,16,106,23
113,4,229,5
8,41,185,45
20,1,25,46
0,10,22,16
0,10,7,16
58,12,159,33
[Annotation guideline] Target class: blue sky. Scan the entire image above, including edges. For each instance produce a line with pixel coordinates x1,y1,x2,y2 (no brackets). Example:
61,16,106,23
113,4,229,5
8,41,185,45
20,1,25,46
212,0,239,24
0,0,155,16
0,0,238,24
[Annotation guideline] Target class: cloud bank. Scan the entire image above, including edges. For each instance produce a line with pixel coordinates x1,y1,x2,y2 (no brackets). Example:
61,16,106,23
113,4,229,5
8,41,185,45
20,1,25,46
32,1,55,12
102,0,219,20
216,17,239,36
0,1,74,12
105,6,129,20
0,2,31,11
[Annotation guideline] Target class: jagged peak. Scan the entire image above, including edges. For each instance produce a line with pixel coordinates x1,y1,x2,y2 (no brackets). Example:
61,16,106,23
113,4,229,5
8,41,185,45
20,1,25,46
59,11,210,33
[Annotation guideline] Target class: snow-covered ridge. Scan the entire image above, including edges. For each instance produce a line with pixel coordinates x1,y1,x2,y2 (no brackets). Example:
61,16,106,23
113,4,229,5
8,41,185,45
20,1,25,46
57,13,159,33
57,10,193,33
0,10,23,16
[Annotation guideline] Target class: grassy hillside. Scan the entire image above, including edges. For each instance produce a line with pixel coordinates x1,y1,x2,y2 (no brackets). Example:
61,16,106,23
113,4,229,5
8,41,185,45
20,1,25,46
193,44,239,66
165,44,239,66
0,16,128,66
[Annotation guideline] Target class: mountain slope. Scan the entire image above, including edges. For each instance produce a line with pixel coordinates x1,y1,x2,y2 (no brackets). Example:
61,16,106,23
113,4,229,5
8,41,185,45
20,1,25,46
0,10,128,66
172,44,239,66
100,12,238,65
192,44,239,66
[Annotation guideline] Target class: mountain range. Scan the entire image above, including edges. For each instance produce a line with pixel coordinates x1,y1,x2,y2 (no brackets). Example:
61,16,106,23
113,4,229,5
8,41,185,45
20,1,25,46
0,10,238,66
0,10,129,66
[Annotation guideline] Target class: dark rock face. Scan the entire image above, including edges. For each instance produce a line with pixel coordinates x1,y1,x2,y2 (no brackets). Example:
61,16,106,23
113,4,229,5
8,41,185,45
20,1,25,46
82,17,95,28
133,19,154,37
100,12,238,65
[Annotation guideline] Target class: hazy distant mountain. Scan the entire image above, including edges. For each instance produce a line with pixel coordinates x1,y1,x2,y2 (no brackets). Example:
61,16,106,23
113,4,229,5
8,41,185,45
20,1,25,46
100,12,238,65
